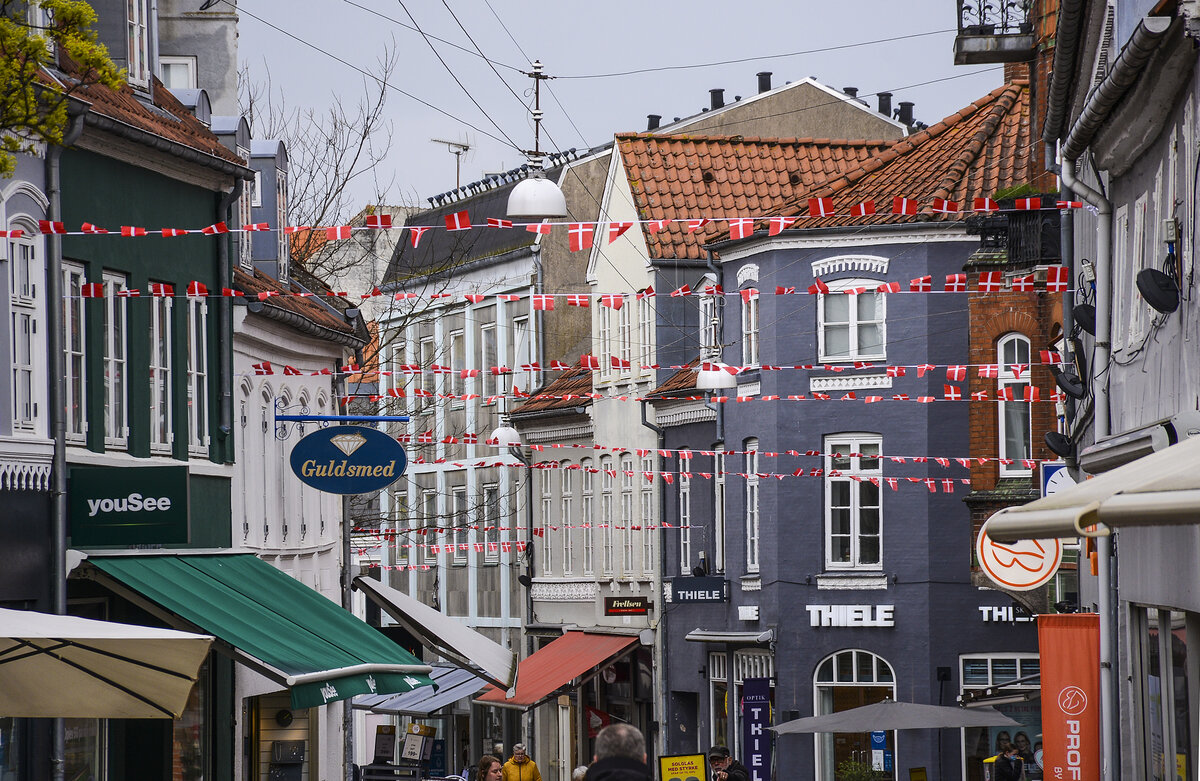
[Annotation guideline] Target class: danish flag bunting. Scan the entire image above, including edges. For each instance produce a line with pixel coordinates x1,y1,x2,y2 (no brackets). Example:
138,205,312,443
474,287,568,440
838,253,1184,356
1039,349,1063,365
526,223,552,234
775,286,796,295
611,356,631,370
80,282,105,298
149,283,174,297
0,229,23,238
930,198,959,214
636,286,655,300
252,361,273,375
808,198,835,217
1023,386,1041,402
685,218,710,233
326,226,352,240
886,365,906,378
978,271,1003,292
38,221,66,234
1045,265,1070,292
973,197,999,213
647,219,670,233
244,222,270,232
566,294,590,307
807,278,830,295
669,284,692,297
977,364,998,378
943,385,962,401
464,294,487,304
201,222,229,235
740,287,758,304
532,295,555,310
997,387,1015,402
892,197,919,215
1014,197,1041,211
186,281,208,298
366,214,393,229
497,294,522,301
408,226,431,247
283,365,303,376
909,275,932,292
728,218,754,240
768,216,797,235
605,222,632,243
81,223,108,234
849,200,876,217
1012,273,1036,292
580,354,601,370
945,274,967,292
568,222,595,252
282,225,310,234
877,281,901,294
916,364,936,378
1056,200,1084,210
946,365,966,381
599,294,624,309
221,288,244,297
161,228,188,237
445,210,471,231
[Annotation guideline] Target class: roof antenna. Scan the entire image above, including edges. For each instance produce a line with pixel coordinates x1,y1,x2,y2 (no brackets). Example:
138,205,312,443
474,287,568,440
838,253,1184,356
431,138,471,189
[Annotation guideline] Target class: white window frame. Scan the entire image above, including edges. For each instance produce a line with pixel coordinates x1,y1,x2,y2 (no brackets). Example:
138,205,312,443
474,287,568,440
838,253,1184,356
745,439,760,573
638,296,654,368
959,653,1040,690
823,433,883,571
483,483,501,563
451,486,468,565
251,170,263,208
449,329,465,400
699,293,720,360
618,305,632,378
541,467,554,576
814,649,896,780
62,262,87,443
1128,193,1149,348
127,0,150,86
998,333,1032,476
149,294,174,453
102,272,128,447
9,229,41,432
641,455,654,574
601,456,615,575
741,288,760,368
581,460,594,575
187,298,209,454
512,315,532,393
1111,205,1129,350
392,487,410,565
561,466,574,575
621,455,635,572
478,322,498,399
276,170,288,278
238,176,253,268
421,489,438,565
714,447,726,572
817,278,887,363
678,459,692,575
158,55,197,90
598,308,612,379
418,334,436,411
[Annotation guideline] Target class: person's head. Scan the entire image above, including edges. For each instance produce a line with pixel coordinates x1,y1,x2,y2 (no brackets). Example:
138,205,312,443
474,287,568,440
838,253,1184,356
995,731,1011,752
478,755,503,781
571,766,588,781
593,724,647,763
708,746,732,771
1003,744,1019,758
1014,732,1031,752
512,744,529,764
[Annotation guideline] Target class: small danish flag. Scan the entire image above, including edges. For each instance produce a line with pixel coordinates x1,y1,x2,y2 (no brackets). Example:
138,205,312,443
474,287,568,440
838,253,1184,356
946,365,966,381
909,276,932,292
409,226,430,247
647,219,670,233
80,282,105,298
849,200,876,217
38,221,66,234
599,294,624,309
808,198,835,217
532,295,555,310
978,271,1003,292
244,222,270,232
568,222,595,252
945,274,967,292
892,197,919,215
201,222,229,235
973,197,999,213
768,216,797,235
445,210,471,231
1045,265,1070,292
1014,197,1041,210
366,213,393,229
930,198,958,214
326,225,352,240
728,218,754,240
608,222,633,243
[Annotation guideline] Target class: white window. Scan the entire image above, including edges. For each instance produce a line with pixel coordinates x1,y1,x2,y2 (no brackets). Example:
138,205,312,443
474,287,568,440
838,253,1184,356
149,293,173,453
998,334,1032,474
478,322,498,397
159,56,197,90
814,650,896,780
745,439,760,573
824,434,882,570
238,177,253,268
483,483,500,563
618,305,632,377
449,330,465,398
392,487,410,565
276,171,288,277
102,272,128,446
561,466,574,575
713,447,726,572
641,455,654,574
601,456,615,575
598,308,612,378
741,288,759,367
251,170,263,208
699,293,720,359
512,315,532,393
63,263,87,442
960,654,1040,689
678,459,692,574
9,231,40,431
127,0,150,85
581,459,594,575
421,490,438,565
818,280,886,362
452,487,468,565
638,297,654,368
541,467,554,576
187,298,209,454
1127,194,1150,348
418,334,436,410
621,455,635,571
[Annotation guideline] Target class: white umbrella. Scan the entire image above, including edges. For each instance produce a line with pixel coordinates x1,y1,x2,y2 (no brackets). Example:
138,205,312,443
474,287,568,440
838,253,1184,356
0,607,212,718
772,699,1022,734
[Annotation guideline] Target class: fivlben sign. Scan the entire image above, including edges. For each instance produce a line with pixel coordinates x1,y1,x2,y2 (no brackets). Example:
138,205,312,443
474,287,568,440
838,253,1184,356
290,426,408,494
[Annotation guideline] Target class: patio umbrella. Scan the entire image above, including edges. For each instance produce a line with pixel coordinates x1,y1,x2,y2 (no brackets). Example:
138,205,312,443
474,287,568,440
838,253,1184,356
0,607,213,719
772,699,1022,734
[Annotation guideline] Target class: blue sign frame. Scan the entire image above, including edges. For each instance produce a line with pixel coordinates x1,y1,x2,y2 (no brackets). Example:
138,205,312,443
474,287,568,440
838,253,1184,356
289,425,408,495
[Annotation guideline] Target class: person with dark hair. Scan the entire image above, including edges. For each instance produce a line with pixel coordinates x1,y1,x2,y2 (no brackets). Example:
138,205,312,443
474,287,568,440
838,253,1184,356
995,743,1024,781
479,755,504,781
586,724,652,781
707,746,748,781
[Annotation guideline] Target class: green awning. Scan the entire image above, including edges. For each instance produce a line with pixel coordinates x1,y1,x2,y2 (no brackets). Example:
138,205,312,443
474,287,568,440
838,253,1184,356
89,554,433,709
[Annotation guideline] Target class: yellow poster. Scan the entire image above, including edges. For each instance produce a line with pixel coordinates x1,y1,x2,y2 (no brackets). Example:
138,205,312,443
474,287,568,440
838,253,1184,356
659,754,707,781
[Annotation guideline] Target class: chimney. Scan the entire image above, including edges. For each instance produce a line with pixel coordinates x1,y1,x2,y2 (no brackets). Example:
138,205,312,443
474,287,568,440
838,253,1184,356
897,102,914,126
877,91,892,117
647,114,661,131
843,87,858,98
757,72,773,93
709,88,725,110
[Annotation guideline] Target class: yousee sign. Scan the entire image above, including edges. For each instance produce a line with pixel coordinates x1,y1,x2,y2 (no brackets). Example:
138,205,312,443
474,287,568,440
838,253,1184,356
69,465,189,546
290,426,407,495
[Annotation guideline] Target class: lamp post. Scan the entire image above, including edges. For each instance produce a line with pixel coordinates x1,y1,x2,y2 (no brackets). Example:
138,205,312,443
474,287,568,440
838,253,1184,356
507,61,567,221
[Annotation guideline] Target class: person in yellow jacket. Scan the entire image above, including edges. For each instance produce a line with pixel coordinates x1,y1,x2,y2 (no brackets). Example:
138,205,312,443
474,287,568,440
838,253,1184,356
502,744,542,781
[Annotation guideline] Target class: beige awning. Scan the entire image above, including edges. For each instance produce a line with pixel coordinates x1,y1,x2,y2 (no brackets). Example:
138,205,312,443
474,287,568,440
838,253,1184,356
983,435,1200,542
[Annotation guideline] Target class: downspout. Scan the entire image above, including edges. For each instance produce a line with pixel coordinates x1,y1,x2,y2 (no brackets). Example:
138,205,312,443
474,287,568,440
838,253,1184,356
216,180,242,458
1059,155,1114,781
1041,0,1087,169
640,401,668,757
1059,181,1078,431
47,110,86,781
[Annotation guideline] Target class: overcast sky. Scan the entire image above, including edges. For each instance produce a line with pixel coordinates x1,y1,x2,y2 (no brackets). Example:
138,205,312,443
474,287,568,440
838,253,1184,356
236,1,1005,209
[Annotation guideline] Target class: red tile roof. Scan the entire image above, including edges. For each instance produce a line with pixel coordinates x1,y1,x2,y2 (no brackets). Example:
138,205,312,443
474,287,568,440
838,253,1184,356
649,358,702,396
616,134,895,259
511,361,594,415
232,267,356,335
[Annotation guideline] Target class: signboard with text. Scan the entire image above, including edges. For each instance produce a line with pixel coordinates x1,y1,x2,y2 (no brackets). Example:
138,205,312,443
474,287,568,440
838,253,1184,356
604,596,651,615
671,576,728,603
741,677,772,781
69,466,189,546
289,425,407,495
658,754,706,781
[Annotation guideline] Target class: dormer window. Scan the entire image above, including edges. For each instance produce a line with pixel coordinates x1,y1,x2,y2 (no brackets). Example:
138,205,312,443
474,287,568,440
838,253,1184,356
128,0,151,86
159,56,197,90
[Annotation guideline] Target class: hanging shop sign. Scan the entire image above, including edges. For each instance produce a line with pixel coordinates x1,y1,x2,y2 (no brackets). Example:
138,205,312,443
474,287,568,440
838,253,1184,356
604,596,651,616
742,677,772,781
670,576,728,603
289,425,407,495
1038,614,1100,781
69,466,189,546
805,604,895,627
976,530,1062,591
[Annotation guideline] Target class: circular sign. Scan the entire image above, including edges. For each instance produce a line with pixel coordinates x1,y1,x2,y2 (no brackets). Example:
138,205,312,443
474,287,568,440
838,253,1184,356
976,529,1063,591
1058,685,1088,716
289,425,407,495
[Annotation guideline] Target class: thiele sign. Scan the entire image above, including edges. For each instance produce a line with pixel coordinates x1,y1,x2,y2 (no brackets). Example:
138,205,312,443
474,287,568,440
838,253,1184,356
290,426,408,495
670,576,728,603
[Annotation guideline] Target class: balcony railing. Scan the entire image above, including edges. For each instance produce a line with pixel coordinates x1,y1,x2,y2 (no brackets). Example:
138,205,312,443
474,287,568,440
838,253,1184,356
955,0,1036,64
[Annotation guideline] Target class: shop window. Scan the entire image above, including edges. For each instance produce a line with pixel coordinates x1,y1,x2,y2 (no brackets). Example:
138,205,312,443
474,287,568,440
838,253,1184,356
959,653,1042,781
815,650,896,780
1133,607,1193,781
708,651,729,749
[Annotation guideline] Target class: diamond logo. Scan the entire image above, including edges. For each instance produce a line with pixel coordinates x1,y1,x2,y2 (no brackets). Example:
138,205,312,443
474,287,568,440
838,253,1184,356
329,432,367,456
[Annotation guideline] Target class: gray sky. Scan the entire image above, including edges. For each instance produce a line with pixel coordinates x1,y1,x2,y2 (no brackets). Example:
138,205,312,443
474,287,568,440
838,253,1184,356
237,1,1006,209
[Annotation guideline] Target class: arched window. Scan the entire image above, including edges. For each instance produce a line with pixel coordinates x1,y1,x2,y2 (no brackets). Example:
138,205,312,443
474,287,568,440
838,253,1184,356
997,333,1032,474
814,650,897,780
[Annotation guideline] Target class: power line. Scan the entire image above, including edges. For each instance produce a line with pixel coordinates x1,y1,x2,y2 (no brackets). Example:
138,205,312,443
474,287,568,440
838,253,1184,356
341,0,523,72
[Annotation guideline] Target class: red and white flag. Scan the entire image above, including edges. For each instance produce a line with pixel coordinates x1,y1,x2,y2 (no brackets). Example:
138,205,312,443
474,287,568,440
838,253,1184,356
768,216,797,235
886,365,906,378
808,278,830,295
80,282,105,298
685,218,710,233
945,274,967,292
38,220,66,234
244,222,270,232
611,356,631,369
608,222,633,243
282,225,310,234
149,283,174,297
81,223,108,234
497,294,521,301
973,197,999,213
201,222,229,235
1045,265,1070,292
186,281,208,298
252,361,273,375
1056,200,1083,210
946,365,966,381
221,288,244,297
532,295,555,310
463,294,486,304
366,213,393,229
892,197,919,215
808,198,835,217
943,385,962,401
283,365,303,376
877,281,901,294
445,210,471,231
775,286,796,295
1024,386,1041,402
409,226,431,247
909,276,932,292
647,219,670,233
1040,349,1063,365
599,294,624,309
849,200,876,217
669,284,691,297
566,294,590,307
581,354,601,370
525,222,552,234
740,287,758,304
978,271,1003,292
326,225,352,240
977,364,999,378
568,222,595,252
728,218,754,240
636,286,655,300
1014,197,1041,211
930,198,958,214
0,229,24,238
487,217,512,229
1012,273,1036,292
161,228,188,237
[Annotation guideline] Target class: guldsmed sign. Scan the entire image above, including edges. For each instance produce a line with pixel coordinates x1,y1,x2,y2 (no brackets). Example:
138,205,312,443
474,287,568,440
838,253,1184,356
289,425,407,495
69,465,189,546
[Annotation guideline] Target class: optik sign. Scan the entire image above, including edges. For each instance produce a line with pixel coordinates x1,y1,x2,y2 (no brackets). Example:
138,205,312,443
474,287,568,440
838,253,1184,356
741,677,772,781
290,426,408,494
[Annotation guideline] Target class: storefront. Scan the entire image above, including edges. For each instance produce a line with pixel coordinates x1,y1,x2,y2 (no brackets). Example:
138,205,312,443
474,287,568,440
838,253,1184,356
958,653,1042,780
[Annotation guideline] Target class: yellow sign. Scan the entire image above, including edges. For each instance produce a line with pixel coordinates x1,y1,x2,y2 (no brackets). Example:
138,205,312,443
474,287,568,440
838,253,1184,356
407,723,436,737
659,753,706,781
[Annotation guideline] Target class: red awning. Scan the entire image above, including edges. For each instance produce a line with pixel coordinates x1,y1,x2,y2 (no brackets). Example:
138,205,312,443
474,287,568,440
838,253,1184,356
475,631,638,709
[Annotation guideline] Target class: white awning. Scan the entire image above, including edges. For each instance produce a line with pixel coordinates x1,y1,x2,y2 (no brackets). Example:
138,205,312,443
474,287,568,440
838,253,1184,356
353,575,518,690
983,435,1200,542
684,629,773,644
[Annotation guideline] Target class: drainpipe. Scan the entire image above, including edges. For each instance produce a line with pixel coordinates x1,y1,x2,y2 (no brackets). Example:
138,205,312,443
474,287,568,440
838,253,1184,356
640,401,668,757
216,180,242,459
46,110,85,781
1059,154,1115,781
1059,181,1078,430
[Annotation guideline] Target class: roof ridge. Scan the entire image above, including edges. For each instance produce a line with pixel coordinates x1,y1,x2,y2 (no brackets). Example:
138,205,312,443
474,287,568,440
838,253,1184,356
927,83,1024,204
616,131,893,148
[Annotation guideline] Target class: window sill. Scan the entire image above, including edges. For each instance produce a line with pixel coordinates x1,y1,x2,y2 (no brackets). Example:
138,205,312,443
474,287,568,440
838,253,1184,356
741,575,762,592
816,572,888,590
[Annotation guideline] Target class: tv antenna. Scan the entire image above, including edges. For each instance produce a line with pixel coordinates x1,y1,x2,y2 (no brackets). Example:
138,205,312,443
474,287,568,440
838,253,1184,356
431,138,471,188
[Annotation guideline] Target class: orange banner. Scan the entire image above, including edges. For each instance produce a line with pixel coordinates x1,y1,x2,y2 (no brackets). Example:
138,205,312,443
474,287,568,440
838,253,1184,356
1038,614,1101,781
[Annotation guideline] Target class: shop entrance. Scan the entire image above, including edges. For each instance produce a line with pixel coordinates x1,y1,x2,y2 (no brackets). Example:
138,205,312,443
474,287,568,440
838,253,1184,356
813,650,896,781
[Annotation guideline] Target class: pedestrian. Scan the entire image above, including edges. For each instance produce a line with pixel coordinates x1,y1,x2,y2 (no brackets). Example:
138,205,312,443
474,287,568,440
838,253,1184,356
995,743,1024,781
586,724,652,781
707,746,748,781
502,744,543,781
479,755,504,781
